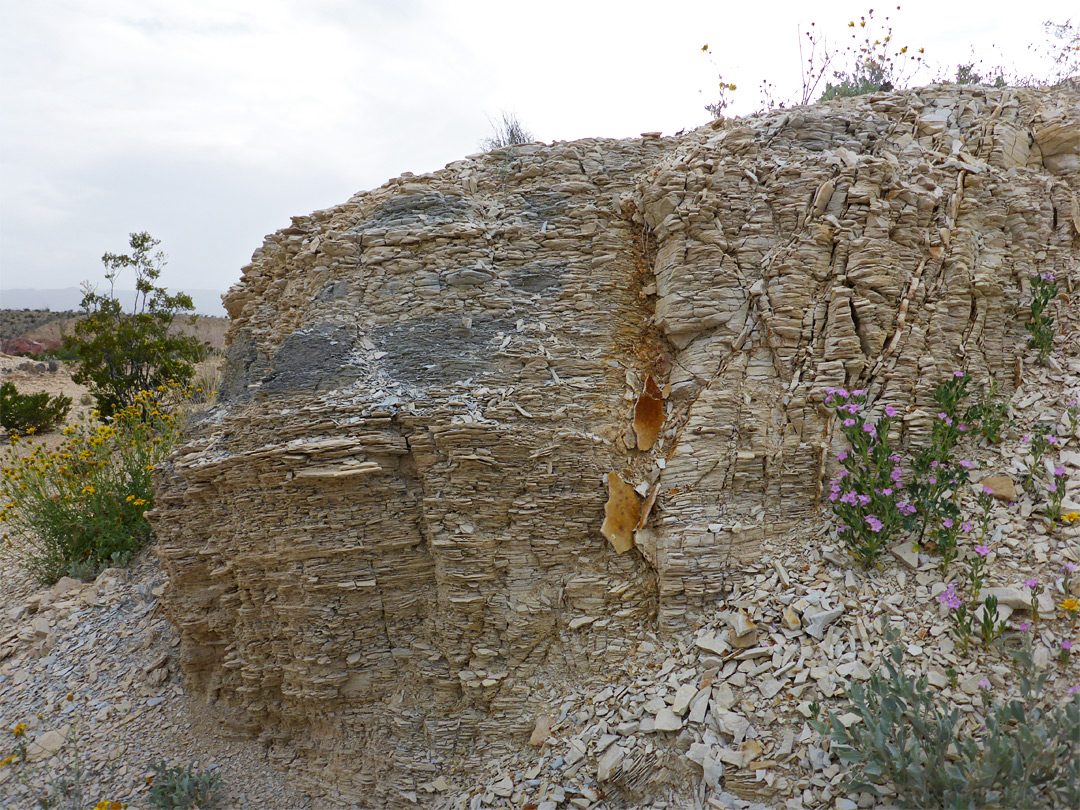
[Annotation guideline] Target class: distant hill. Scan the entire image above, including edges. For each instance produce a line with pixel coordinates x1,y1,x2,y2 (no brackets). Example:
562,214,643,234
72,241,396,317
0,287,228,316
0,308,230,356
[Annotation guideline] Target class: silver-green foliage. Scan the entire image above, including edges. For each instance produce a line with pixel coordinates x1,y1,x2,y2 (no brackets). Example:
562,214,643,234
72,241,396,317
146,761,224,810
814,642,1080,809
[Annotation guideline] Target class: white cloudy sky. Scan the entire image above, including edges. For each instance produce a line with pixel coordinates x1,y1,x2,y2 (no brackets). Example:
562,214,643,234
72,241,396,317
1,0,1075,313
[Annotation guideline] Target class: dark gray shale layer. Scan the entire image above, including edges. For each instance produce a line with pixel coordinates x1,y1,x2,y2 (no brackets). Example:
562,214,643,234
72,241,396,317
149,82,1079,805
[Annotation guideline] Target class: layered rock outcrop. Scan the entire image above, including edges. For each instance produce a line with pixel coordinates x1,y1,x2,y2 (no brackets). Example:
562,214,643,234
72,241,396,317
150,82,1079,804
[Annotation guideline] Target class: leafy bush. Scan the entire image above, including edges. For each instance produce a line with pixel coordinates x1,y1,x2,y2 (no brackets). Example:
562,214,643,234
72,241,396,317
904,373,975,570
0,385,187,584
815,642,1080,809
147,761,224,810
965,378,1011,443
1026,271,1058,364
0,382,72,434
66,232,203,418
824,388,906,565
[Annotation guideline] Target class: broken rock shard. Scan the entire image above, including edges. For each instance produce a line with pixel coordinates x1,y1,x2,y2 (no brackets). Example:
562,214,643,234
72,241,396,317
633,375,664,451
601,472,641,554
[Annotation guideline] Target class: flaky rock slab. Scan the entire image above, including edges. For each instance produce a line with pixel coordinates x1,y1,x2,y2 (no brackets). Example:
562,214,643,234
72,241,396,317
150,81,1080,805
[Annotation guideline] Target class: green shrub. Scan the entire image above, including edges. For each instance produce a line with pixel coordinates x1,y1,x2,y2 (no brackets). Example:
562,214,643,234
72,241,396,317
1026,272,1058,364
814,642,1080,809
147,761,224,810
965,379,1011,443
66,232,203,418
0,385,187,584
0,382,72,434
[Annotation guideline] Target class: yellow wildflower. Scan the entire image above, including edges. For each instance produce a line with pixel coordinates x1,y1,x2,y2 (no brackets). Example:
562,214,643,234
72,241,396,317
82,485,96,495
1,754,16,766
12,723,27,737
1062,598,1079,612
1063,512,1080,523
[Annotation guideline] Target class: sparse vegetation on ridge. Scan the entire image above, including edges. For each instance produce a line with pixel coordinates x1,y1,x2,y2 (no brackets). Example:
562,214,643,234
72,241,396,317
481,111,534,152
702,8,1079,116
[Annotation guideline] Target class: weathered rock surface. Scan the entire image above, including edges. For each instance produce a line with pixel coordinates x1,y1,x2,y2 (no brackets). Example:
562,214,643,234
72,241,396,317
150,82,1079,805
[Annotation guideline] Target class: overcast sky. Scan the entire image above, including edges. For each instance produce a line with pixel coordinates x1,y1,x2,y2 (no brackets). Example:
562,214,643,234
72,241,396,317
1,1,1075,314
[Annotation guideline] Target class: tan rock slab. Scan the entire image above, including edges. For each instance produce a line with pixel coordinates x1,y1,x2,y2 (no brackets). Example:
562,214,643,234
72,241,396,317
600,472,640,553
978,474,1016,502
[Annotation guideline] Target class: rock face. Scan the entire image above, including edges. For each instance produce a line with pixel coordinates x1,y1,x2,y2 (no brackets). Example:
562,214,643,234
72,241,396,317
150,82,1079,804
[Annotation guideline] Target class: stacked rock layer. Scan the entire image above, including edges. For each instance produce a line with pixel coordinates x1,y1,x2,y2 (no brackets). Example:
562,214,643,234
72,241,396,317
150,82,1079,804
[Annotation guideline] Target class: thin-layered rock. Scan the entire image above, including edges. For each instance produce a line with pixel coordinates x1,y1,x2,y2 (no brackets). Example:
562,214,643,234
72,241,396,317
149,81,1079,805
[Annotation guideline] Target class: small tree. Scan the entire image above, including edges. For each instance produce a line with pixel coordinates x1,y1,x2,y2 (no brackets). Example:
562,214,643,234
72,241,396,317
66,232,203,417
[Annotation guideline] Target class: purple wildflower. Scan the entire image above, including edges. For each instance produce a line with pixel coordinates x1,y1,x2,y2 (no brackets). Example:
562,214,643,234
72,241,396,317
977,678,991,689
961,522,974,533
943,518,954,529
954,371,965,378
1019,622,1031,632
1063,640,1074,651
1069,684,1080,695
885,405,898,417
974,544,990,557
938,584,961,611
982,486,995,495
838,450,849,462
843,418,856,428
1065,563,1079,573
852,389,865,396
865,515,883,533
1025,578,1039,589
1054,466,1067,476
959,460,975,469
